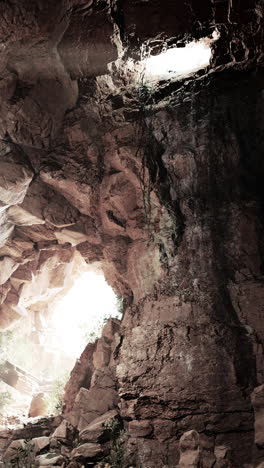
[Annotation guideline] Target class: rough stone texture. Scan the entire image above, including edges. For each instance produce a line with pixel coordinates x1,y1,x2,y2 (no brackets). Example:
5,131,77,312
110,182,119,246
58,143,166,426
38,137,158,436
0,1,263,467
29,393,48,418
0,360,41,395
71,442,105,461
63,342,96,414
79,410,119,443
36,453,65,466
51,420,76,443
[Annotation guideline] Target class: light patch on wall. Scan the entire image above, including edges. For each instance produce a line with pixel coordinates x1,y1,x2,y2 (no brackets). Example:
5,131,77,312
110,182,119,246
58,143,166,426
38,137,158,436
51,271,119,359
143,36,216,81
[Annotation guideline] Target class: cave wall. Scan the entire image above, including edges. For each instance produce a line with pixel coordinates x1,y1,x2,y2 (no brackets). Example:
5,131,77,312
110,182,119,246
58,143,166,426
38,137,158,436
117,69,264,467
0,0,264,467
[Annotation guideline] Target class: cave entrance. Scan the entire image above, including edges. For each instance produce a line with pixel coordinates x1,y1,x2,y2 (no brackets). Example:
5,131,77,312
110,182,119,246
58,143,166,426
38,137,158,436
0,269,120,426
142,32,219,82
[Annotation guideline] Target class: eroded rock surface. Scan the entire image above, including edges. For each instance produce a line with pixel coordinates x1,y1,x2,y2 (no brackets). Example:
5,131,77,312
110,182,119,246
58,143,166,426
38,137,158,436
0,0,263,467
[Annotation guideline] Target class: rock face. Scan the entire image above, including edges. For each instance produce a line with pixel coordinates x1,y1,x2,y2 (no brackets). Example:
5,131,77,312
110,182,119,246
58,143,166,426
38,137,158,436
64,318,120,431
0,1,263,467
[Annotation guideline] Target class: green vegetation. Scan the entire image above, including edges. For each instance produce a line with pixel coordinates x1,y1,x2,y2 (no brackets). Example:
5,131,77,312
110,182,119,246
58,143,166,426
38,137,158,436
45,371,69,415
0,325,42,378
0,330,14,416
135,73,158,237
0,383,11,416
115,296,124,316
5,440,35,468
80,295,123,344
103,419,127,468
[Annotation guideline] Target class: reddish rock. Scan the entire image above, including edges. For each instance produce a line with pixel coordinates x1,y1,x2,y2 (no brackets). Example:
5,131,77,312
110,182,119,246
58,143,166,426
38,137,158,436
79,409,119,443
0,2,263,467
252,385,264,448
67,386,119,431
64,342,95,415
29,393,48,418
128,420,153,438
71,442,104,461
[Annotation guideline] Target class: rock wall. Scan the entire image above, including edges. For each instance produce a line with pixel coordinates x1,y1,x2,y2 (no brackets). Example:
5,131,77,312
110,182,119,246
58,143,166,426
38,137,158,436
0,1,264,467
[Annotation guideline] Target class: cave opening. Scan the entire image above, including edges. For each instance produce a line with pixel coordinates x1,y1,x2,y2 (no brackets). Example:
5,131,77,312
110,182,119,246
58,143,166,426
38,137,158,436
0,268,121,426
141,34,218,82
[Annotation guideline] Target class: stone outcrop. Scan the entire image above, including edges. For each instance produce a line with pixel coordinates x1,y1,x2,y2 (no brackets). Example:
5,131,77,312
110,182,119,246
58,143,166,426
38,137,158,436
0,361,41,395
0,0,263,467
65,318,120,431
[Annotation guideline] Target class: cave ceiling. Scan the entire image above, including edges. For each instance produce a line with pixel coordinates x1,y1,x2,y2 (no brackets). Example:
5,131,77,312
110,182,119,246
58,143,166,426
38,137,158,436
0,0,263,329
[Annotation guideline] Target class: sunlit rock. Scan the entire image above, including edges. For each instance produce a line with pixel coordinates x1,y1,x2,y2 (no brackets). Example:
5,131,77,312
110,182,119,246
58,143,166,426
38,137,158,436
0,1,263,467
0,162,33,206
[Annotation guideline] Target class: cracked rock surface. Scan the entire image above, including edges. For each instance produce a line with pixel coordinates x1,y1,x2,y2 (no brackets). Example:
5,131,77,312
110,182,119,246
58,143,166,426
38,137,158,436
0,0,264,467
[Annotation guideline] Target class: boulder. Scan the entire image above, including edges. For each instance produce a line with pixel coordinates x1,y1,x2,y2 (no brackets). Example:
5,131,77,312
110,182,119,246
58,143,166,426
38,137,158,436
3,439,27,461
67,386,119,431
213,445,232,468
71,442,104,461
79,410,119,443
29,393,48,417
178,430,201,468
51,419,76,443
36,453,65,466
32,436,50,453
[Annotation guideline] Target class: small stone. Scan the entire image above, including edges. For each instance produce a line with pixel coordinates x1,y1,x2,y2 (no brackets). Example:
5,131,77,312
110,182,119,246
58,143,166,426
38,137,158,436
180,430,200,451
36,453,65,466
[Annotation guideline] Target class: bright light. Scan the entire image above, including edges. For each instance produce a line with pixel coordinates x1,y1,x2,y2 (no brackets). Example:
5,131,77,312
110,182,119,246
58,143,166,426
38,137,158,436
144,39,212,81
51,271,119,359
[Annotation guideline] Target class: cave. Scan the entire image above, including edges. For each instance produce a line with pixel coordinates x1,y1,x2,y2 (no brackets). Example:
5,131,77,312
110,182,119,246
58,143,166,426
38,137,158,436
0,1,264,467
